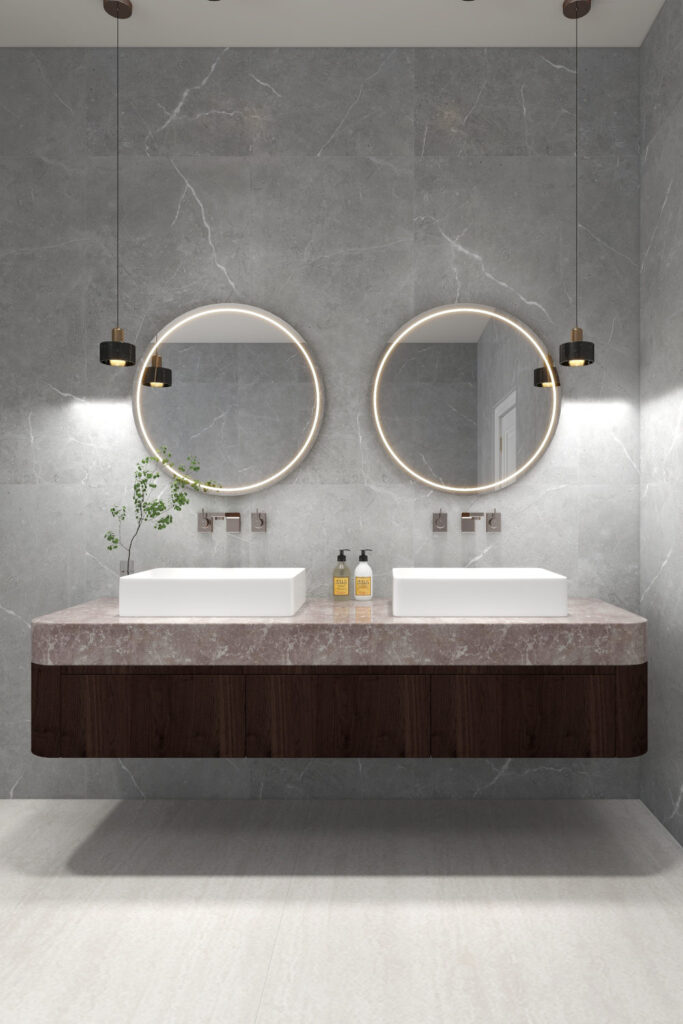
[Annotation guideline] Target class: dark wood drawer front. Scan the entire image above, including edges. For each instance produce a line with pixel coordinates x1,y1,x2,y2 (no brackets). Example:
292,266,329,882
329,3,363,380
31,665,63,758
245,671,430,757
32,663,646,759
431,667,628,758
33,666,245,758
615,664,648,757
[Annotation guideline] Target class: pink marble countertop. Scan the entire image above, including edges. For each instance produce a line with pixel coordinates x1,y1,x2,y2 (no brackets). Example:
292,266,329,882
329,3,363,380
31,597,647,667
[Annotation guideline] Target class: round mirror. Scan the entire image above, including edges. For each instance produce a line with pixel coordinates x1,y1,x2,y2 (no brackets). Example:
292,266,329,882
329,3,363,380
133,304,324,495
372,305,560,494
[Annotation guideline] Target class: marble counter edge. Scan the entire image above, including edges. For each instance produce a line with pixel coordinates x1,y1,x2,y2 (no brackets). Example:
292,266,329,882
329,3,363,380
31,597,647,667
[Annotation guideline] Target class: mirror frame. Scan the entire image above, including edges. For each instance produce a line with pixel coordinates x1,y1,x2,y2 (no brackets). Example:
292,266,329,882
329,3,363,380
133,303,325,495
371,303,561,495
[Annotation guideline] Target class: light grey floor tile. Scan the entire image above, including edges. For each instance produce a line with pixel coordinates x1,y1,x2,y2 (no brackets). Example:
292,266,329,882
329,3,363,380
0,799,681,1024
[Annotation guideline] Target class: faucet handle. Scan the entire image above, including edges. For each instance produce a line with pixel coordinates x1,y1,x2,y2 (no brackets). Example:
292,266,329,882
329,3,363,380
486,509,502,533
251,510,267,533
198,508,213,533
432,510,448,533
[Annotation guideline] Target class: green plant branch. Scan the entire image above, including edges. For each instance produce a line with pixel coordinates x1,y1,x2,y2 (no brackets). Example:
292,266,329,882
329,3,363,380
105,450,210,575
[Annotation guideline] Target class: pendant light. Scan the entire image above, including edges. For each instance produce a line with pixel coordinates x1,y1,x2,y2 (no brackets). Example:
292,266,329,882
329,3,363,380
142,350,173,389
559,0,595,369
534,363,561,389
99,1,136,368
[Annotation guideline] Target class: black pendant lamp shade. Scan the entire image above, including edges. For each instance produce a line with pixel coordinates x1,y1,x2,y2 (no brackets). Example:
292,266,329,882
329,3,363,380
560,326,594,367
534,362,561,389
101,1,135,369
100,327,136,367
142,354,172,388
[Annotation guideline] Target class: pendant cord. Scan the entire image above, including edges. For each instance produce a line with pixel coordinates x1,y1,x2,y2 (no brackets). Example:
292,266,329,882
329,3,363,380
575,13,579,329
116,13,120,328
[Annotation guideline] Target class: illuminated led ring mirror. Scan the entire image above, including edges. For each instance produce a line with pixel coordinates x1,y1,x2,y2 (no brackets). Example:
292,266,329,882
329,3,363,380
372,304,561,495
134,304,324,495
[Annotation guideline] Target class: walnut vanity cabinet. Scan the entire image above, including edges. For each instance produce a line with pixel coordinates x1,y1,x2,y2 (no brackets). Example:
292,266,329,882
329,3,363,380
244,669,430,757
31,662,647,760
429,664,647,758
31,665,246,759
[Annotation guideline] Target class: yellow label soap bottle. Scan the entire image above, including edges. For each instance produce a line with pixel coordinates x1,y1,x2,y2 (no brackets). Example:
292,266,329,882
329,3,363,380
354,549,373,601
333,549,351,600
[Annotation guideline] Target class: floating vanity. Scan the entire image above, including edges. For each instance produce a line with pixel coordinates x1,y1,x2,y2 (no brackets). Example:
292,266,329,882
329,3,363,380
31,597,647,760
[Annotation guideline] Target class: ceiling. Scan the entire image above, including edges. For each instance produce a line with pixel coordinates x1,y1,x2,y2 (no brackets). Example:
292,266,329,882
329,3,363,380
0,0,665,47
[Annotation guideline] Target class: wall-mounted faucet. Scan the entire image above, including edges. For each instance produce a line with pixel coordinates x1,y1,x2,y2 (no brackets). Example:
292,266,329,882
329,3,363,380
432,510,448,533
198,510,241,533
251,510,267,533
486,510,502,533
461,510,502,534
460,512,484,534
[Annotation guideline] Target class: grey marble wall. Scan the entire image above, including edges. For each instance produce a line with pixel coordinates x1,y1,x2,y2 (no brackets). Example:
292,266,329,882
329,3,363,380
640,1,683,845
0,47,641,799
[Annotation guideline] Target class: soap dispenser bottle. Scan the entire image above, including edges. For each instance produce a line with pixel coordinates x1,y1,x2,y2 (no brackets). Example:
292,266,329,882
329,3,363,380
354,549,374,601
333,549,351,600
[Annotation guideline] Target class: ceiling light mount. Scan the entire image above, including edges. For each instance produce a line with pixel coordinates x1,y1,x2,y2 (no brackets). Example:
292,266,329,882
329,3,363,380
562,0,591,19
104,0,133,18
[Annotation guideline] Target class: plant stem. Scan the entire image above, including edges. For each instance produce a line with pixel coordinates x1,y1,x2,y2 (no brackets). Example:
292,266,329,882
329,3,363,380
126,517,145,575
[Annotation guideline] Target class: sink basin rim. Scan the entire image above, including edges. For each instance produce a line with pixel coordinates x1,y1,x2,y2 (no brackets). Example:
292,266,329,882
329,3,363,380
393,567,566,581
392,567,568,618
125,567,305,581
119,566,307,617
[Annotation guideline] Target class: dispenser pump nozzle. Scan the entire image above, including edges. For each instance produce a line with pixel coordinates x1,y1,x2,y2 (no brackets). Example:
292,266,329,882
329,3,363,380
337,549,350,562
358,549,373,562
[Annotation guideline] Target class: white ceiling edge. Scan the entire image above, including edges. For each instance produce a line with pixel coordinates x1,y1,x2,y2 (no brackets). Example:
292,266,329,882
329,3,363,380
0,0,666,48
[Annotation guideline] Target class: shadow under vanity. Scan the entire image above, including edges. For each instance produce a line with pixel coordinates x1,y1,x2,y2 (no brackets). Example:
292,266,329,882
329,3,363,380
31,302,647,761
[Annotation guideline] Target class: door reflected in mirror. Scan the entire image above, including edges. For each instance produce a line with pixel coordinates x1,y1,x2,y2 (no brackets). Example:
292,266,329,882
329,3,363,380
372,305,560,494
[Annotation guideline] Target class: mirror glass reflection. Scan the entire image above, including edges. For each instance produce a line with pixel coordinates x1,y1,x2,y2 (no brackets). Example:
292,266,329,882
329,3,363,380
134,304,323,494
374,306,560,493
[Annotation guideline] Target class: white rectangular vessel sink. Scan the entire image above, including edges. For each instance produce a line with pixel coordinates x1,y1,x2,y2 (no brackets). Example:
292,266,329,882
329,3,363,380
392,568,568,617
119,567,306,617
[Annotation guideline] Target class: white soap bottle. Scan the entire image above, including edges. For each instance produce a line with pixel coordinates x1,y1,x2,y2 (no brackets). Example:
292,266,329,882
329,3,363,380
354,549,374,601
